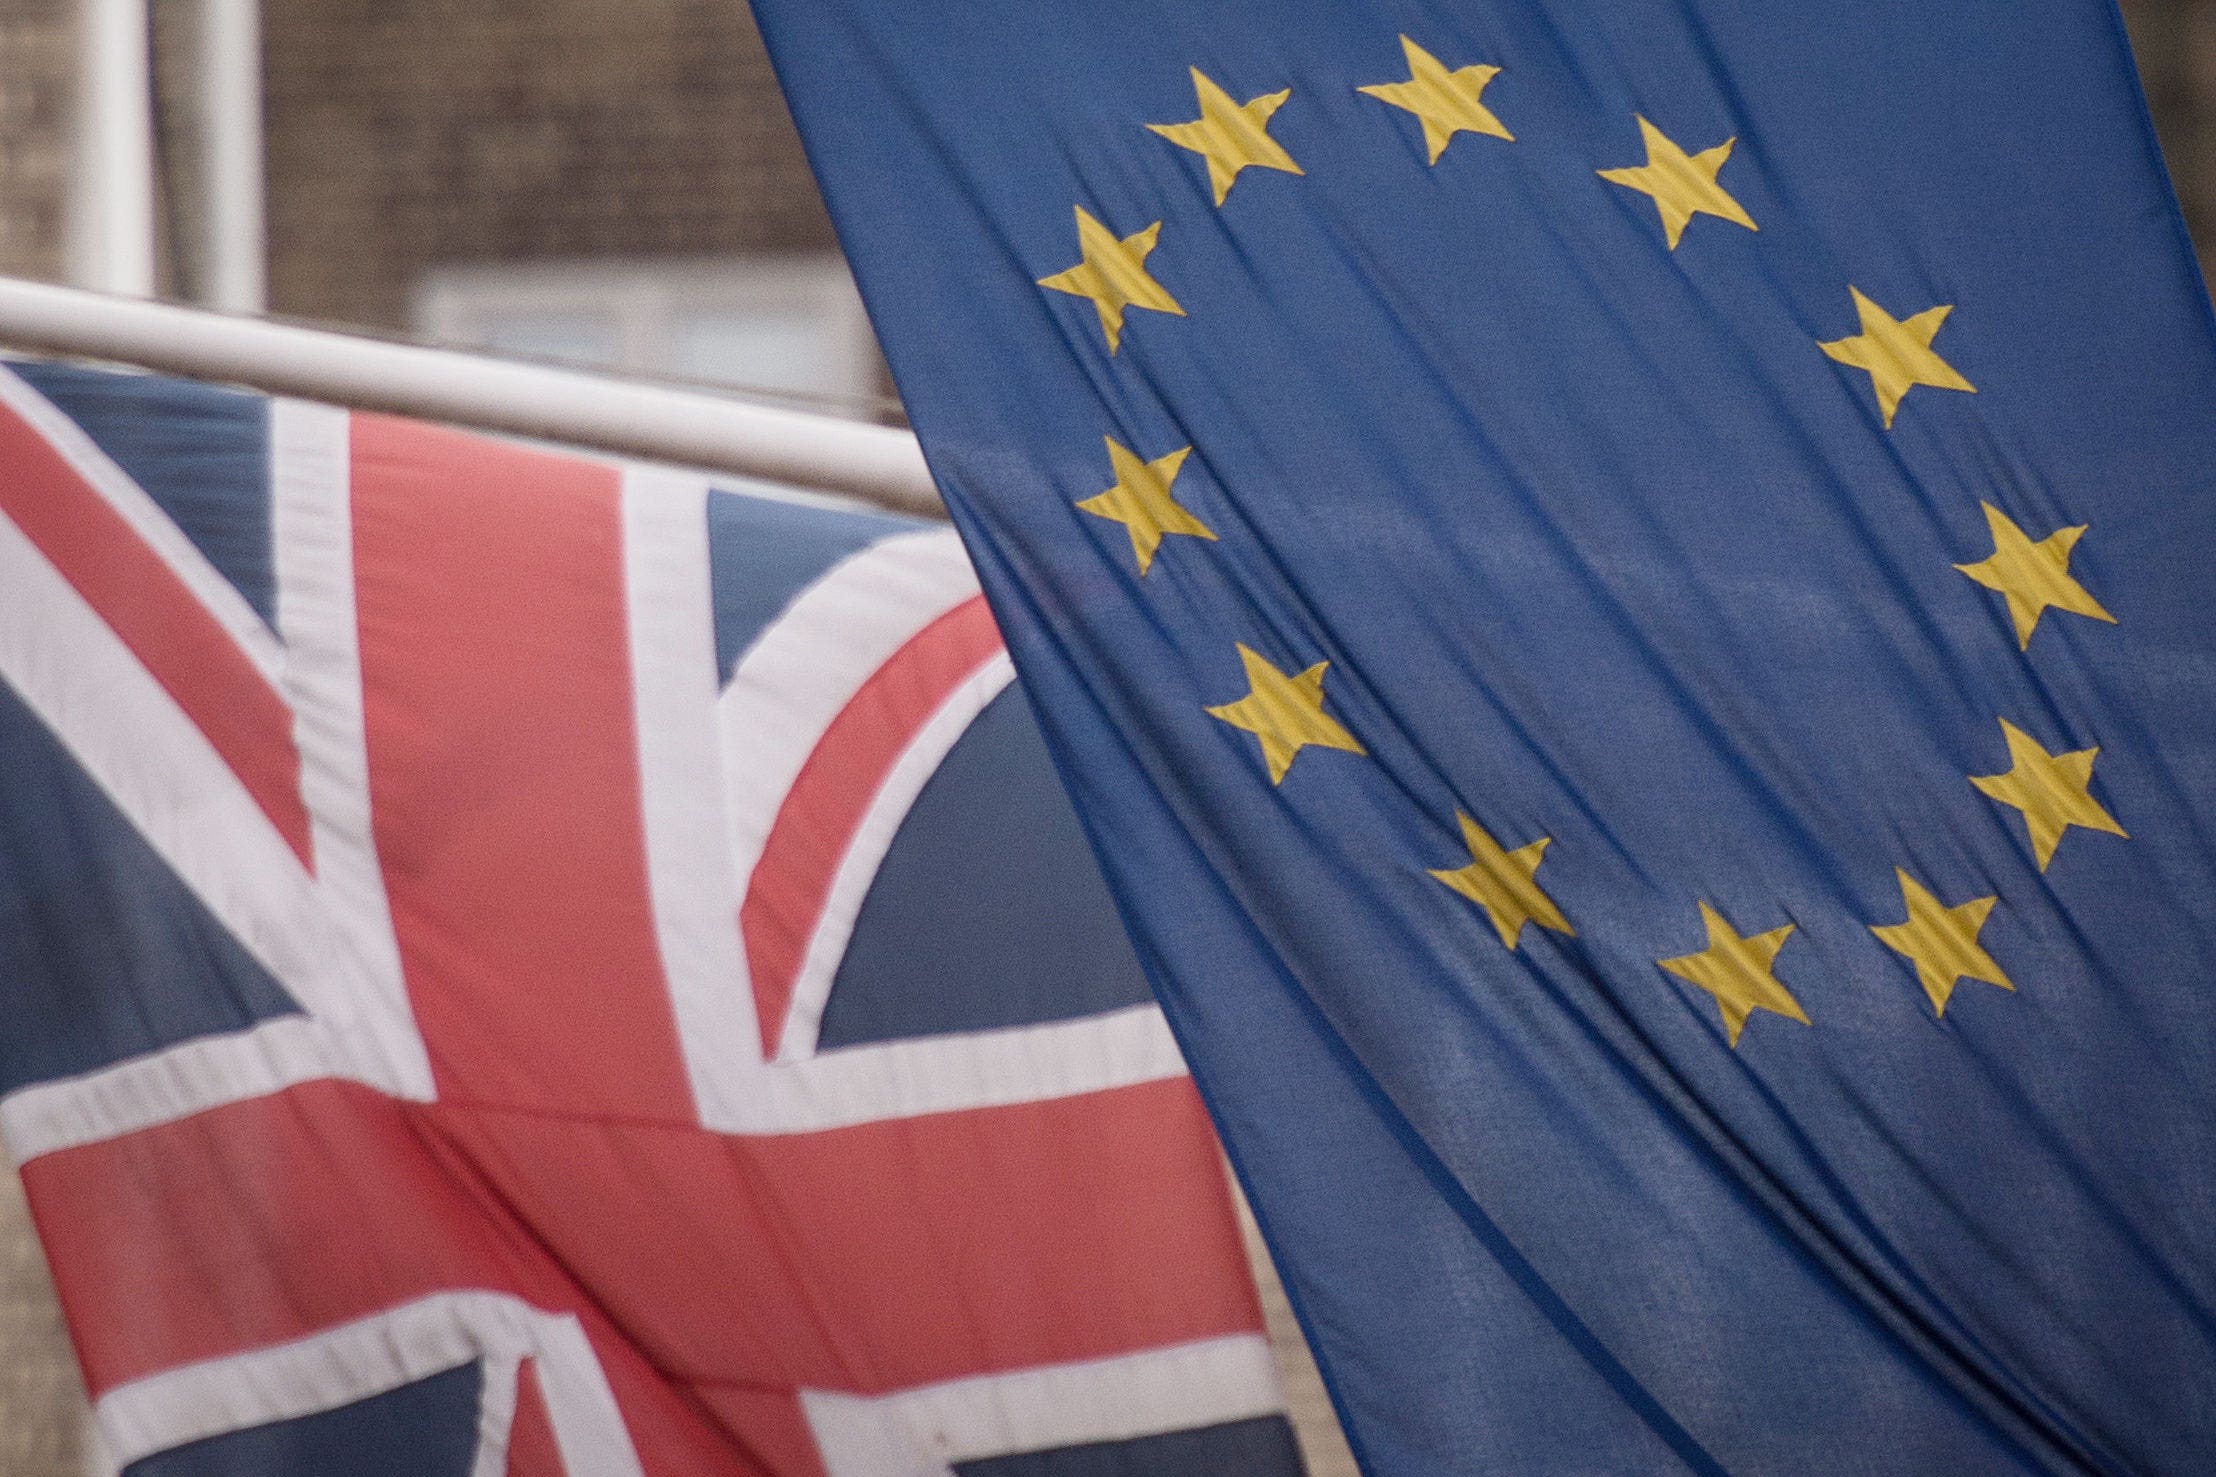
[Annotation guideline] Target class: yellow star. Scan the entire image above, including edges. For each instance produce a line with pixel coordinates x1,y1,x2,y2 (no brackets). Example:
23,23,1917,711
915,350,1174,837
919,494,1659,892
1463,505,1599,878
1357,35,1513,164
1869,869,2013,1018
1970,719,2127,871
1427,812,1573,949
1953,502,2115,650
1596,116,1757,250
1204,644,1366,785
1657,901,1808,1048
1818,286,1976,429
1076,438,1216,574
1036,206,1186,355
1147,69,1304,206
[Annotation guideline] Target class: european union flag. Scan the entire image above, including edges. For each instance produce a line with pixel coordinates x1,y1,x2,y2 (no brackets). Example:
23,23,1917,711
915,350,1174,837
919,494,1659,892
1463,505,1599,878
752,1,2216,1468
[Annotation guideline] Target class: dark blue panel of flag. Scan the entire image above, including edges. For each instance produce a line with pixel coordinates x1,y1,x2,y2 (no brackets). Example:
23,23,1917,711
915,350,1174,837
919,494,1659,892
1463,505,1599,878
11,359,276,632
954,1415,1304,1477
123,1361,484,1477
706,482,922,683
0,682,300,1097
752,0,2216,1471
822,683,1155,1048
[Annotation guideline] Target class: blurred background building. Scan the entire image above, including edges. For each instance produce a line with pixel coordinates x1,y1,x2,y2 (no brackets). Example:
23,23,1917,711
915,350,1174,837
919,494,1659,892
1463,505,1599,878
0,1,2213,1472
0,1,2201,399
1,0,892,411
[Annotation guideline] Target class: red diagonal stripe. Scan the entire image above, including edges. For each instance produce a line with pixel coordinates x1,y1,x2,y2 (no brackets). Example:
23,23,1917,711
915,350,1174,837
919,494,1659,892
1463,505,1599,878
0,402,310,862
350,416,694,1122
503,1360,565,1477
741,594,1005,1056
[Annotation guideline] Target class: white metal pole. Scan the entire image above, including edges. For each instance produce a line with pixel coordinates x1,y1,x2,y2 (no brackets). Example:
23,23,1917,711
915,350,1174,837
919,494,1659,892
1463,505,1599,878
68,0,159,297
198,0,265,313
0,277,940,514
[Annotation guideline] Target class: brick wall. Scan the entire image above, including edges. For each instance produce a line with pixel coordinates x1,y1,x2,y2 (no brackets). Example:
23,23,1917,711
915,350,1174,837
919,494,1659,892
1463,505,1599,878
3,12,90,1476
0,0,71,282
0,31,77,1477
2123,0,2216,281
0,1169,83,1477
258,0,835,331
0,3,2213,317
237,0,2216,331
6,2,2214,320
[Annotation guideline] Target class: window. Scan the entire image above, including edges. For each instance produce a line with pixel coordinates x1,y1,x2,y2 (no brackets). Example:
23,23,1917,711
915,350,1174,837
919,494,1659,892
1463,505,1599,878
413,256,881,403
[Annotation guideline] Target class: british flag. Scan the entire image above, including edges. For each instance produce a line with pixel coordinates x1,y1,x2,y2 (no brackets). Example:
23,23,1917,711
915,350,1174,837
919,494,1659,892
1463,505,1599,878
0,360,1302,1475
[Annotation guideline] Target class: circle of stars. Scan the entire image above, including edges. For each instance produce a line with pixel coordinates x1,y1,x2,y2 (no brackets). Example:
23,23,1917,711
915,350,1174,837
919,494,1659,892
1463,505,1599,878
1024,34,2129,1052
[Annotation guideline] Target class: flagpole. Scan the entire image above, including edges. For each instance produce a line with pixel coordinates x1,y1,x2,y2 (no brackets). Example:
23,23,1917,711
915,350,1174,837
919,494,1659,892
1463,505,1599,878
198,0,267,314
0,277,940,514
68,0,159,297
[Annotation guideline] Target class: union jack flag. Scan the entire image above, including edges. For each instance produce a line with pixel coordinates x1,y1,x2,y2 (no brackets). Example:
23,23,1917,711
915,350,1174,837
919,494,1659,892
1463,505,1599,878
0,360,1301,1475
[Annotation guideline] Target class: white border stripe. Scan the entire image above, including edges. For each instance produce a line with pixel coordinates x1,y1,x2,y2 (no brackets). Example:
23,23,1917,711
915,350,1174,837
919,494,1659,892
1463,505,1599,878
762,1002,1187,1130
270,397,433,1099
468,1355,524,1477
800,1334,1283,1477
623,467,761,1130
90,1291,642,1477
2,1017,376,1163
0,363,284,686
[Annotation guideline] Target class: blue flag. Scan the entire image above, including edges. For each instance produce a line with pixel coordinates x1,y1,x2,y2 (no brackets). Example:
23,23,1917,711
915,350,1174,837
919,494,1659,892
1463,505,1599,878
753,1,2216,1469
